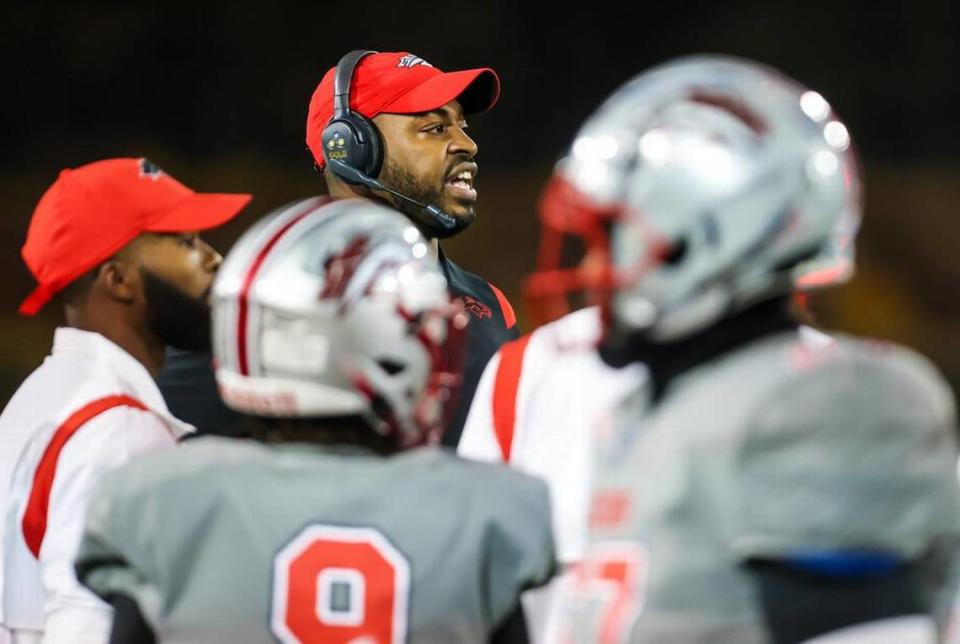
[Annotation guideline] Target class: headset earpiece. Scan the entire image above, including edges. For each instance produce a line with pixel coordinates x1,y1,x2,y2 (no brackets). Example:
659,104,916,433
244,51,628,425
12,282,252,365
320,50,384,184
322,117,383,180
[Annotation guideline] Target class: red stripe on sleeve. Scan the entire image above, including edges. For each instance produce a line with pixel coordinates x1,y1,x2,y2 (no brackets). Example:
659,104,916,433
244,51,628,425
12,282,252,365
22,395,147,558
487,283,517,329
491,334,533,462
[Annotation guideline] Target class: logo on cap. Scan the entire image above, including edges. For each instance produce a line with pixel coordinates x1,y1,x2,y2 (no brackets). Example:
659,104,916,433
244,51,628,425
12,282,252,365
396,54,432,69
138,158,164,181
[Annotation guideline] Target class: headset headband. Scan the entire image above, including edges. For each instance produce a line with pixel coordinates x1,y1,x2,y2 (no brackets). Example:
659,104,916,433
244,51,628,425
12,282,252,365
333,49,378,120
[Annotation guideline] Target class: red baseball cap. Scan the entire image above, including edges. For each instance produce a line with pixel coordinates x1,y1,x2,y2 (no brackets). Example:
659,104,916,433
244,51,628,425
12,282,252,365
306,51,500,168
19,157,252,316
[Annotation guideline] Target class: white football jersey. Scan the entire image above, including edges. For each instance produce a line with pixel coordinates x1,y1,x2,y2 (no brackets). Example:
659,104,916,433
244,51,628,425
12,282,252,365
459,307,646,641
460,307,646,562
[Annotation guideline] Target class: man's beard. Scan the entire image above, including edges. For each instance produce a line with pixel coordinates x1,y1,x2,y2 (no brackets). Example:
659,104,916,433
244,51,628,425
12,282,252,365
141,268,213,353
379,159,476,239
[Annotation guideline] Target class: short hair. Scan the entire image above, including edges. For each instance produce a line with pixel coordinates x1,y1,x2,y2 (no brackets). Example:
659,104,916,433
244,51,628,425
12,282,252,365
55,263,104,308
242,415,396,455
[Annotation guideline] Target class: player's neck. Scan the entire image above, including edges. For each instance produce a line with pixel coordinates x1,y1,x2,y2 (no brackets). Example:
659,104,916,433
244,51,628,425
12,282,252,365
247,415,399,456
605,296,798,402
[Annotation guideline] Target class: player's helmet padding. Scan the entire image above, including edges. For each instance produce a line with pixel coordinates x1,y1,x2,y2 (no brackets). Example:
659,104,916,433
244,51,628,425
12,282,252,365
212,197,468,447
525,55,862,340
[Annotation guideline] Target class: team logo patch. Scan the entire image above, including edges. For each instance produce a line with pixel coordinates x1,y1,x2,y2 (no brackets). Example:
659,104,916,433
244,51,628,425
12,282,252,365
320,237,370,300
462,296,491,320
138,158,163,180
396,54,432,69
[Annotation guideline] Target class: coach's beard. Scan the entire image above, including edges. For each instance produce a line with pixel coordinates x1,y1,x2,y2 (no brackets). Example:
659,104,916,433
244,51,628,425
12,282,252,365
378,160,475,239
141,268,213,353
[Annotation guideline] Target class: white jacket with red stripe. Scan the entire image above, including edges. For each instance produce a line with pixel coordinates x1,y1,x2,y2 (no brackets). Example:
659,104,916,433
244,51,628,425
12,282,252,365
0,328,192,643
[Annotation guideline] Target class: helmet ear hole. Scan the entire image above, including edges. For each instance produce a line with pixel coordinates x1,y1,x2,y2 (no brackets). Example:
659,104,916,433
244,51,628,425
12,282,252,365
661,237,689,265
377,359,406,376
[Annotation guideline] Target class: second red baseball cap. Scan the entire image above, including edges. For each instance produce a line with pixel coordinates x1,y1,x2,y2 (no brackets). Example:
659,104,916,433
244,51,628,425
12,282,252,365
306,51,500,169
20,157,252,316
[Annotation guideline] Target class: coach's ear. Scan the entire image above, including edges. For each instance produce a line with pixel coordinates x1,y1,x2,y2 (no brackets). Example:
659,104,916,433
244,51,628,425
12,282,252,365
99,234,155,305
97,258,140,305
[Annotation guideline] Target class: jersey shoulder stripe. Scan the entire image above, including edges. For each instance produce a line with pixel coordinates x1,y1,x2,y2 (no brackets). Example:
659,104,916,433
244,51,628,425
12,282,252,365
491,333,533,461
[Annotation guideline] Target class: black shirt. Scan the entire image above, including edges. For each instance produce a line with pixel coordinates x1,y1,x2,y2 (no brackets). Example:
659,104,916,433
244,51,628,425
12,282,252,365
156,347,244,438
438,248,519,446
156,249,518,445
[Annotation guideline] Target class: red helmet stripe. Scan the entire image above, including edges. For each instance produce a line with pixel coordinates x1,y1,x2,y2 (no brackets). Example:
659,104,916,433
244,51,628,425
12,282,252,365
236,206,315,376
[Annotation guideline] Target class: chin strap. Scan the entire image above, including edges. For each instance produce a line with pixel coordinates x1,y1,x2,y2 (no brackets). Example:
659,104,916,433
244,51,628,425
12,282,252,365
601,296,797,401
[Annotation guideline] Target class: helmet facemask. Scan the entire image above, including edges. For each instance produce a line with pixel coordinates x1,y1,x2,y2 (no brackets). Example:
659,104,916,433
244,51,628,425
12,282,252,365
341,286,469,449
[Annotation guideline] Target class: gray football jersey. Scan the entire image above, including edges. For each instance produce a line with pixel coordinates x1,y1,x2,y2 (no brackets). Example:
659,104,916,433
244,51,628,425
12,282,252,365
76,438,556,643
563,328,960,643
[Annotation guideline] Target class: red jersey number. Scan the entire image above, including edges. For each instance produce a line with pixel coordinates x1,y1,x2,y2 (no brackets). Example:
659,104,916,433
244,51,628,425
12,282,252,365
558,542,648,644
271,525,410,644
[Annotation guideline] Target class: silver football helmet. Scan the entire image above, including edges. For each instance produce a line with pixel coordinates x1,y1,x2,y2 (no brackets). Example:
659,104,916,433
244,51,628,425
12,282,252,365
212,196,468,447
525,55,862,340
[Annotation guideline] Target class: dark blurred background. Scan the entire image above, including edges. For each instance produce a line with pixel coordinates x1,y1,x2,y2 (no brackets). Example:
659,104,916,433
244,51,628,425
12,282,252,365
2,1,958,407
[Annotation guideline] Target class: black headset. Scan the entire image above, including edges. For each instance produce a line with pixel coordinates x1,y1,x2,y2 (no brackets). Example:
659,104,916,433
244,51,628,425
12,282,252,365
318,49,458,231
321,50,384,181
